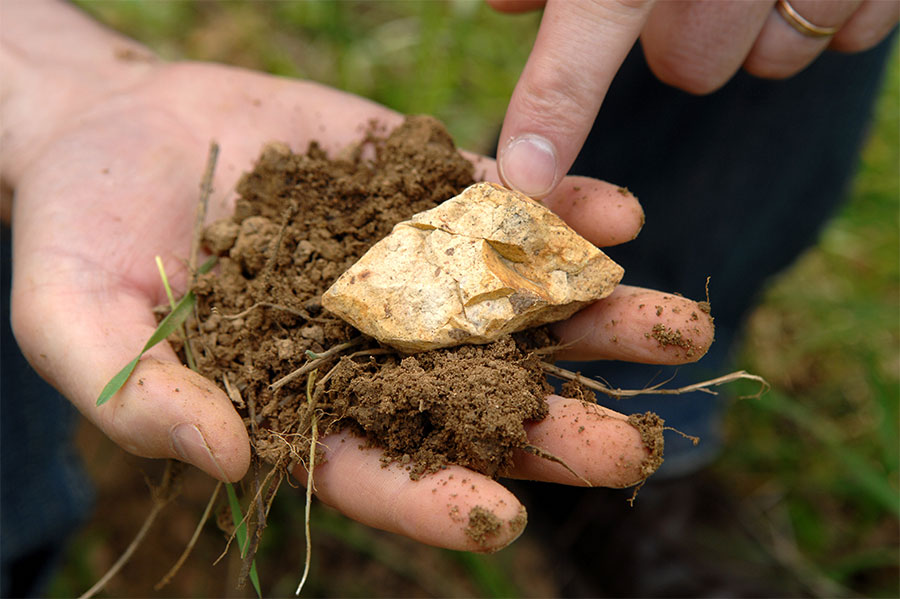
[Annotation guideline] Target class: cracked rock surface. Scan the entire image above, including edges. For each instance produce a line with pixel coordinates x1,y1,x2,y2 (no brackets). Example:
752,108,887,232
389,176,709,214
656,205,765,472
322,182,624,351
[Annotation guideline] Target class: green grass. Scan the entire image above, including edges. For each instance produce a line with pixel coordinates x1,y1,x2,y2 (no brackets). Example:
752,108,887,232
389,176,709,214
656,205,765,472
65,1,900,597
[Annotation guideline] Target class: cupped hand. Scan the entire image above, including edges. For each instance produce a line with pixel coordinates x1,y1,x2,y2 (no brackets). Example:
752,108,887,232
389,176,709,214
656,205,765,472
488,0,898,199
8,57,712,551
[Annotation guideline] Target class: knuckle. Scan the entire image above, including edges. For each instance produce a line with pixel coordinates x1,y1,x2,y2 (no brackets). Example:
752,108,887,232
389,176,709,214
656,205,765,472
517,65,592,134
644,46,727,95
581,0,654,26
830,28,888,53
743,51,808,80
597,0,653,13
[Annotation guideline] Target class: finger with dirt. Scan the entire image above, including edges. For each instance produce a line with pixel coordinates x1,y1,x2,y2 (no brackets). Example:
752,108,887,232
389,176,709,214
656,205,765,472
552,285,715,363
464,154,646,248
294,429,528,553
536,176,645,247
508,395,662,487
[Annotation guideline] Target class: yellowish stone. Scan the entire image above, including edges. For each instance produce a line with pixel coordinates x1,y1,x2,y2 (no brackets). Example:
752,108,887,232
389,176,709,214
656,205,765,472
322,182,623,351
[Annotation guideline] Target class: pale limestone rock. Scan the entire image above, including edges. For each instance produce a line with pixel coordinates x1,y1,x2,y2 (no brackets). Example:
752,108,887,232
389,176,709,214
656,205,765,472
322,182,624,351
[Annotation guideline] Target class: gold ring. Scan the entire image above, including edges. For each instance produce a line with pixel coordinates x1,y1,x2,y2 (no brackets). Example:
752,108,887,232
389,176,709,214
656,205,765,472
776,0,840,38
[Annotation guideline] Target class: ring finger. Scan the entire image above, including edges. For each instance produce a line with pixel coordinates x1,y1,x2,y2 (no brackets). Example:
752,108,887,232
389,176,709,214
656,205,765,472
744,0,863,79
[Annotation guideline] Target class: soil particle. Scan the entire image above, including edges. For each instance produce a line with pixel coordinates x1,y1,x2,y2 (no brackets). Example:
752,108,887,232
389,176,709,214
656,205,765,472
627,412,665,480
649,322,698,358
465,505,503,547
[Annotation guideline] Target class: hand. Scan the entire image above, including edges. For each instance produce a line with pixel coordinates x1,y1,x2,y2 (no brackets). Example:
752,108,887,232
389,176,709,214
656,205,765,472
3,2,713,552
489,0,899,199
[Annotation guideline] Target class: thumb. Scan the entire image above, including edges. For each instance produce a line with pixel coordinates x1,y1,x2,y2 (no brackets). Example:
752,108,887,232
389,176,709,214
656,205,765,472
11,273,251,482
497,0,654,198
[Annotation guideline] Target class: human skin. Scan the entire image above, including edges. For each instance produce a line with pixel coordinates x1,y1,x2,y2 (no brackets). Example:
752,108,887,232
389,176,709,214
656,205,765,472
2,1,713,552
489,0,899,199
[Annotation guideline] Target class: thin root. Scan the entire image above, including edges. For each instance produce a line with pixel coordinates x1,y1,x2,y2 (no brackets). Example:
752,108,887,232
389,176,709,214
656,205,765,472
219,301,310,321
295,370,320,596
270,337,365,391
664,426,700,445
189,141,219,280
155,481,222,591
80,461,183,599
523,444,592,487
541,363,769,400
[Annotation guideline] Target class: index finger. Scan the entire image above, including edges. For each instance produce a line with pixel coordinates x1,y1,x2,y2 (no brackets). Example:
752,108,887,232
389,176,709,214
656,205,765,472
466,151,645,247
496,0,655,199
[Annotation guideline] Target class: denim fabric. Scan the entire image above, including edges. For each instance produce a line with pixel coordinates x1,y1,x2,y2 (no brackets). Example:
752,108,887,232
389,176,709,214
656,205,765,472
1,226,94,597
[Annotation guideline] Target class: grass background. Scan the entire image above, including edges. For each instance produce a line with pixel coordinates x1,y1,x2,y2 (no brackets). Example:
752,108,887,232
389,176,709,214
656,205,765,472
53,1,898,597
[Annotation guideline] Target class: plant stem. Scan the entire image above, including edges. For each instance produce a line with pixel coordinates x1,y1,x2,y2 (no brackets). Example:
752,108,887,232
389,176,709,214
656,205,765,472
155,481,222,590
541,363,768,399
189,141,219,279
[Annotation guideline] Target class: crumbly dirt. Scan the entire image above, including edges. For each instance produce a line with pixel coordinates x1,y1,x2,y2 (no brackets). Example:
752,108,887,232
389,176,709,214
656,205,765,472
186,115,571,479
559,377,598,404
648,322,700,358
627,412,666,480
465,505,503,547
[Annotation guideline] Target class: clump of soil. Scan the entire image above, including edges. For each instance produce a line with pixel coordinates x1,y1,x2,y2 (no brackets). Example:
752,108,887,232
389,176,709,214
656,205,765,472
627,412,666,480
465,505,503,546
328,337,551,478
188,115,579,479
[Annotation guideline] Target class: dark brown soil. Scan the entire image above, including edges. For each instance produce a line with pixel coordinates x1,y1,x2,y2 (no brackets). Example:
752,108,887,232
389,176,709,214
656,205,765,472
187,115,576,480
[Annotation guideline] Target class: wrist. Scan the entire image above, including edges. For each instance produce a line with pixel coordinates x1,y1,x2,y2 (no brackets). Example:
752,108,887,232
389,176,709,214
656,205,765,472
1,0,159,187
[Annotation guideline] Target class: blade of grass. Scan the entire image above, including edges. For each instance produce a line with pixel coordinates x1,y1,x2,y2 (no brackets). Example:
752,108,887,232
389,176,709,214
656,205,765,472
95,291,197,406
757,390,900,517
198,255,217,275
155,254,197,371
226,482,262,598
156,255,178,309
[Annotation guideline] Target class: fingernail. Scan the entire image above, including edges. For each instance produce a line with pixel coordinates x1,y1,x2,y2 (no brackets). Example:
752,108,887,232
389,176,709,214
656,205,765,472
503,505,528,549
170,423,228,480
499,134,558,198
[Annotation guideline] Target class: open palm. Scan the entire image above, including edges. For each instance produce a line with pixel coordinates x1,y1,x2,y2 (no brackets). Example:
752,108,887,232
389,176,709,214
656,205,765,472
9,60,713,551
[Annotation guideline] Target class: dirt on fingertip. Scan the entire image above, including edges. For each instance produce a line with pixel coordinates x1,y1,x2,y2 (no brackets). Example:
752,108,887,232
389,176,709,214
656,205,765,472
465,505,503,548
627,412,666,480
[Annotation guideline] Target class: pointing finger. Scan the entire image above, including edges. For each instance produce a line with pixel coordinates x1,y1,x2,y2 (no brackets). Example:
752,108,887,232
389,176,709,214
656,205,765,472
465,151,645,247
497,0,654,198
